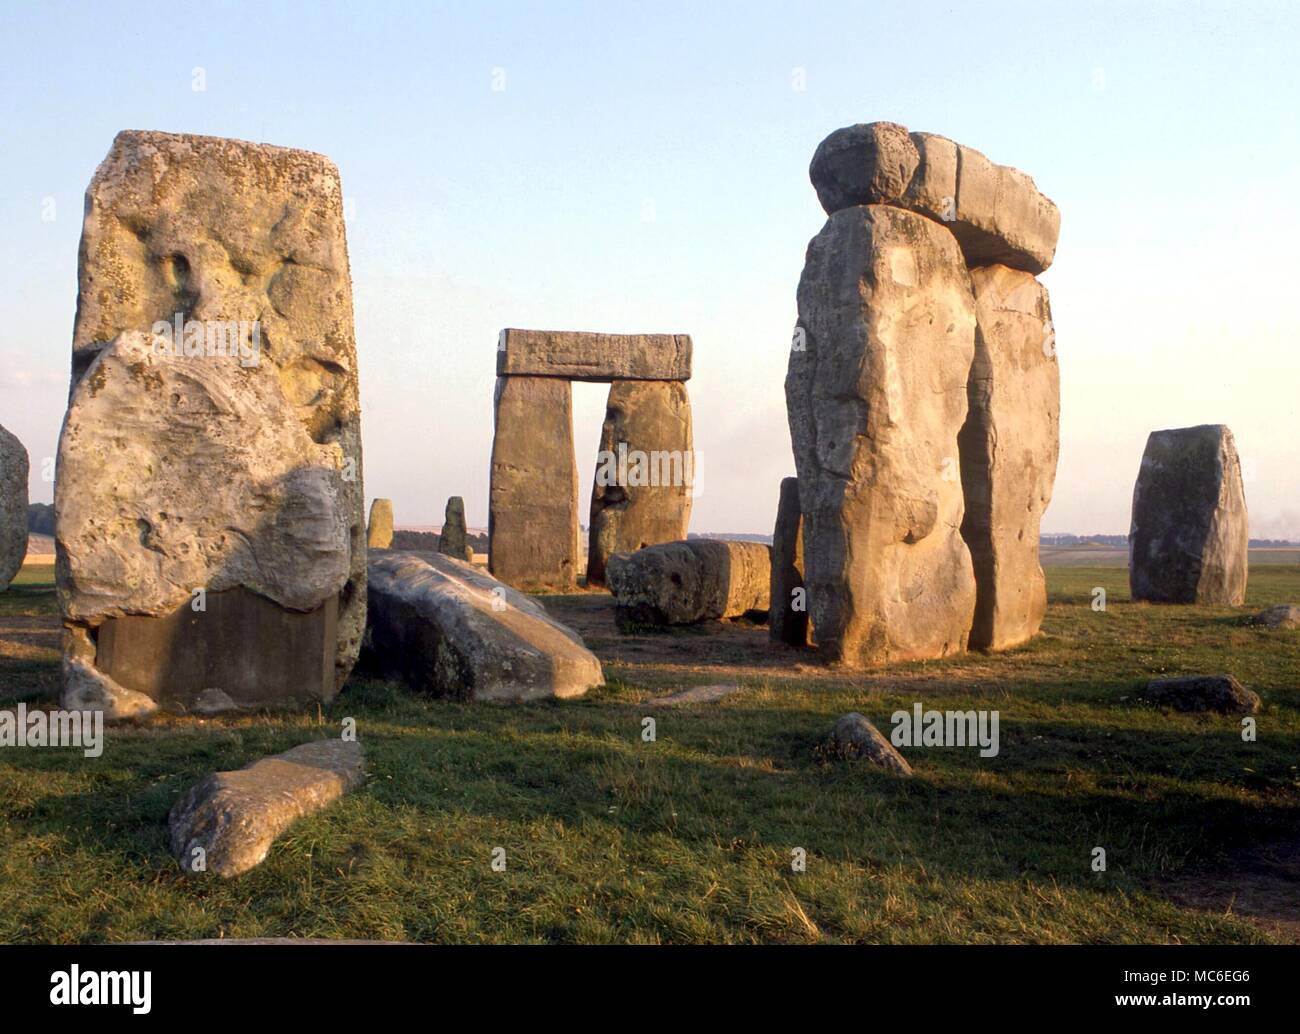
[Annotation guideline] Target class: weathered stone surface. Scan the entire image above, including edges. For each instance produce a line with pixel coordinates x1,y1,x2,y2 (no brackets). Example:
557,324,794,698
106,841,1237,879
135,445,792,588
787,204,977,666
488,376,579,592
367,498,393,549
587,380,693,586
644,683,745,707
605,539,770,627
169,739,364,878
362,550,602,701
437,496,473,561
824,713,914,776
959,265,1060,651
1254,604,1300,629
1143,675,1261,715
1129,425,1248,605
770,476,811,646
0,425,28,591
809,123,1060,274
58,131,365,713
497,329,692,381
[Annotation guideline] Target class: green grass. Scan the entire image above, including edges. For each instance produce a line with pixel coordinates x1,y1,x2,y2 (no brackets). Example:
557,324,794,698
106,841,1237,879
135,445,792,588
0,564,1297,943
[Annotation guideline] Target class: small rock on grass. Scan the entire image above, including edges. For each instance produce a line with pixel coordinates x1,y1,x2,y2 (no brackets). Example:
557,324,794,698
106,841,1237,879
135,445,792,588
1253,604,1300,630
1143,675,1261,715
824,713,913,776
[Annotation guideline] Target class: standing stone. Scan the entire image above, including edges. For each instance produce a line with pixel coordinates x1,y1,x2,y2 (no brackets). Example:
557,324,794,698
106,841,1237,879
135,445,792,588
0,426,29,591
489,376,579,592
786,204,977,666
57,131,365,717
770,477,811,645
587,380,693,586
367,498,393,549
1129,425,1248,605
437,496,473,561
958,265,1060,651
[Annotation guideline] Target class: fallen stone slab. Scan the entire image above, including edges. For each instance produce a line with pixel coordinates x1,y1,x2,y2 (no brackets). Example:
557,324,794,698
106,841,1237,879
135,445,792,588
497,329,692,381
0,425,28,592
363,550,602,701
1143,675,1261,715
809,121,1061,274
1129,424,1249,606
367,499,393,549
1253,604,1300,629
606,539,770,628
169,739,364,878
644,683,744,707
823,713,914,776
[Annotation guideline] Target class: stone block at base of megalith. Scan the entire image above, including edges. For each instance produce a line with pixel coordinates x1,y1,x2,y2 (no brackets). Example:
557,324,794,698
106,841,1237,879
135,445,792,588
1128,424,1249,605
437,495,474,561
0,425,29,592
362,550,603,701
56,131,366,718
488,376,580,592
367,499,393,549
958,265,1060,651
787,204,977,666
587,380,693,586
770,477,811,646
606,539,770,628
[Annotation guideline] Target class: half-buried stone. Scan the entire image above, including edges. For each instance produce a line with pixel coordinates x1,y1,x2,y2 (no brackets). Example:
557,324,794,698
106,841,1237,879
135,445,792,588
362,550,602,701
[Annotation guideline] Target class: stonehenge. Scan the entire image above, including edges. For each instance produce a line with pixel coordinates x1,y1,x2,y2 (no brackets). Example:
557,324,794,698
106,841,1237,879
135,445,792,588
1129,425,1249,605
769,477,811,646
438,495,474,561
489,329,694,592
0,425,28,591
787,121,1060,666
587,380,693,585
56,130,366,718
367,498,394,549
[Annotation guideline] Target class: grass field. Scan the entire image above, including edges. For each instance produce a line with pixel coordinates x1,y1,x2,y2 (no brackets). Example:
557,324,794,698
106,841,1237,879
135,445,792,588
0,562,1297,944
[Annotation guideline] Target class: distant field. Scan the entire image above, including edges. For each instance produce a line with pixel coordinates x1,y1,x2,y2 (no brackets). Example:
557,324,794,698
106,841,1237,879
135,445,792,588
1042,546,1300,568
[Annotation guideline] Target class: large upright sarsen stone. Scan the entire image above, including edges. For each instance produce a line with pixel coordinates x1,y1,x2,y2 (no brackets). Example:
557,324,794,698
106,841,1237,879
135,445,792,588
786,204,977,666
958,265,1060,651
587,380,693,585
1129,425,1248,605
57,131,365,717
488,376,579,592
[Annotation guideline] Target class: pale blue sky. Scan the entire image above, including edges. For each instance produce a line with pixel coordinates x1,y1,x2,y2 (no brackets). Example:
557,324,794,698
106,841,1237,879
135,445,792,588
2,0,1297,536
